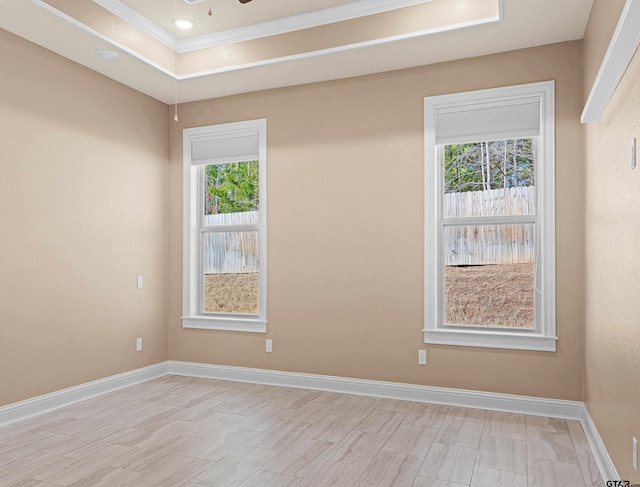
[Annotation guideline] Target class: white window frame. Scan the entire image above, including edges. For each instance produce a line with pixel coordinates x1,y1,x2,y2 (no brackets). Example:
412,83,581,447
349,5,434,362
424,82,556,352
182,119,267,333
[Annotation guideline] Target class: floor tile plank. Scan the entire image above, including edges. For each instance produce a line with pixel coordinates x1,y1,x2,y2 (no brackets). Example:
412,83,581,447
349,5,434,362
353,450,424,487
382,425,439,456
262,438,334,478
476,434,527,473
417,443,477,484
323,431,388,466
528,457,586,487
296,460,366,487
192,445,279,487
433,419,483,448
470,466,527,487
483,411,526,441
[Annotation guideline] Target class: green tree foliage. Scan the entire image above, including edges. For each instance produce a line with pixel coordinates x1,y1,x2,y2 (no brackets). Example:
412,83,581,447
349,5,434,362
205,161,258,215
444,139,535,193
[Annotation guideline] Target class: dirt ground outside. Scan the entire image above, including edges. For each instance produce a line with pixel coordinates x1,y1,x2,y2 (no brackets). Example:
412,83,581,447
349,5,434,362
205,273,258,314
204,264,534,327
445,263,534,328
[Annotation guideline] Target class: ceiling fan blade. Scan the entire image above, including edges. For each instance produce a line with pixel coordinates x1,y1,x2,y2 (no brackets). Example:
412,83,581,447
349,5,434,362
239,0,253,3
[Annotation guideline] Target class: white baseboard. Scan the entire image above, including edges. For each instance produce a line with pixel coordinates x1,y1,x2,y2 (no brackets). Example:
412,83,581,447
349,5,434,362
580,405,620,481
167,360,584,419
0,362,168,427
0,359,618,482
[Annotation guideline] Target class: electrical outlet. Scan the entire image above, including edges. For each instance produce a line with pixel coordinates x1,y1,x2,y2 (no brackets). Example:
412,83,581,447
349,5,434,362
632,138,637,170
418,349,427,365
137,275,144,289
266,339,272,353
136,338,142,352
633,437,638,471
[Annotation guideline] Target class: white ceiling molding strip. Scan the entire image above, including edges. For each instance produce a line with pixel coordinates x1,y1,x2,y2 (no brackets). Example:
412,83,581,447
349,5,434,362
177,0,437,52
32,0,501,84
581,0,640,123
91,0,437,53
176,15,502,80
92,0,177,49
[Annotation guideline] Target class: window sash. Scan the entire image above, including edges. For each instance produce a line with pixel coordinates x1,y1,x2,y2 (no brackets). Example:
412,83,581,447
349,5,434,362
183,119,267,333
200,224,258,233
441,215,536,226
437,145,540,333
197,228,260,317
436,220,540,334
436,140,539,332
424,82,556,352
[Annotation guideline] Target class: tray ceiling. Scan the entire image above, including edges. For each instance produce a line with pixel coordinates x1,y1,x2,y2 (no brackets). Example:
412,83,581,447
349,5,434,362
0,0,594,104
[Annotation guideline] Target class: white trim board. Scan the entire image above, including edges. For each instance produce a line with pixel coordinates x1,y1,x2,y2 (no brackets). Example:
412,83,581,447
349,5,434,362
92,0,439,53
581,404,620,482
0,362,168,428
169,361,582,418
180,15,501,81
582,0,640,123
0,360,619,481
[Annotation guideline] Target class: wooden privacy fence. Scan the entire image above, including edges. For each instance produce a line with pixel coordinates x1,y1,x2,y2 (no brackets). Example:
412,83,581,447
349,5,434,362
202,187,535,272
203,211,259,274
444,186,535,266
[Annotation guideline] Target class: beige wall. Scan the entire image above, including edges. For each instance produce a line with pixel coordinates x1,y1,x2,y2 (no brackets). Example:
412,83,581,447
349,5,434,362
4,3,638,477
0,30,169,406
168,41,585,401
583,0,640,481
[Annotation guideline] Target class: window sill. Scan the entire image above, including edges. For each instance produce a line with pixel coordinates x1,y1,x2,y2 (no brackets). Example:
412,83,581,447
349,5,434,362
182,316,267,333
423,328,557,352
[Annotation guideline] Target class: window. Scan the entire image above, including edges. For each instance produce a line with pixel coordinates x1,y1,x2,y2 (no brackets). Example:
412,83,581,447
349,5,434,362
183,119,267,332
424,82,556,351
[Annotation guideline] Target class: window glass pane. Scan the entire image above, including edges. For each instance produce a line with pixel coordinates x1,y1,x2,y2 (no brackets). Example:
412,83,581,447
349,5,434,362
204,161,259,217
444,224,534,329
443,139,535,217
203,231,259,315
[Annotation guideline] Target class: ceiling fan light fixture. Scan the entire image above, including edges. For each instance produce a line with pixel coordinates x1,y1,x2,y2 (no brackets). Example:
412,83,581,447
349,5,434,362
173,18,195,30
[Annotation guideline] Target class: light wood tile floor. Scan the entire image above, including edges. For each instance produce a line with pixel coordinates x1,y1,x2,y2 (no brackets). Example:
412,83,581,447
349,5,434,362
0,376,603,487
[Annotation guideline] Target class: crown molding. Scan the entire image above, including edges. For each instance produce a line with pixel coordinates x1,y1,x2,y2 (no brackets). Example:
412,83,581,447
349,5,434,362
92,0,176,49
33,0,500,83
178,15,502,80
91,0,437,53
582,0,640,123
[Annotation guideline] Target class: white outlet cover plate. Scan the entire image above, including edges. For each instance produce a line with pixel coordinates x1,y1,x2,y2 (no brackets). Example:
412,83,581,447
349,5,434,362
266,339,272,353
136,338,142,352
633,437,638,471
418,349,427,365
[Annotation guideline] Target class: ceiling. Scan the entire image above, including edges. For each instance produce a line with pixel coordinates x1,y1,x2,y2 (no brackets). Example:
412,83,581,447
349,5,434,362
0,0,594,105
119,0,355,39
